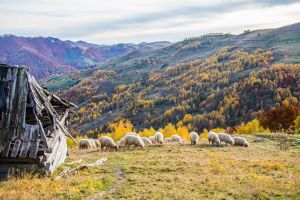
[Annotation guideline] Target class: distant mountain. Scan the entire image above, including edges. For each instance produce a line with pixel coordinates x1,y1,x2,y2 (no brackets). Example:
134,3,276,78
0,34,171,79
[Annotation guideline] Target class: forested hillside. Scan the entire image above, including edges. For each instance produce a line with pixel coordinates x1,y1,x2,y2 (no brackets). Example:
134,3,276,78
44,22,300,92
61,47,300,135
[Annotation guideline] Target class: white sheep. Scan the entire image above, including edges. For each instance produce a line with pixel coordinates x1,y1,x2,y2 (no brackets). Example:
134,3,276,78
171,135,182,143
79,139,94,149
155,132,164,144
189,132,199,145
125,132,139,136
208,131,221,146
218,133,234,145
120,137,126,146
116,141,121,147
165,137,172,143
124,134,145,149
149,136,156,144
99,136,118,151
91,139,101,148
233,136,249,147
89,139,96,148
141,137,152,146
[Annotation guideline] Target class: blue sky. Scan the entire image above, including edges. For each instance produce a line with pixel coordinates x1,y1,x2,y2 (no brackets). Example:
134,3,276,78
0,0,300,44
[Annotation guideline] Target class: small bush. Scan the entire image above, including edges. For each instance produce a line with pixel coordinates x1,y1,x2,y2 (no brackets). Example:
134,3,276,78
236,119,270,134
259,105,300,132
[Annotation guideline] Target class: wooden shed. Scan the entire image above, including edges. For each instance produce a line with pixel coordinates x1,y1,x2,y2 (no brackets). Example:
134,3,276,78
0,64,76,179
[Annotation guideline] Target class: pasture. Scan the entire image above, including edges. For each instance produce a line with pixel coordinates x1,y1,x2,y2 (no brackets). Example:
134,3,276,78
1,134,300,200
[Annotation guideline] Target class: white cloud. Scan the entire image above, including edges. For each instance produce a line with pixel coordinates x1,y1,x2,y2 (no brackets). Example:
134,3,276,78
0,0,299,44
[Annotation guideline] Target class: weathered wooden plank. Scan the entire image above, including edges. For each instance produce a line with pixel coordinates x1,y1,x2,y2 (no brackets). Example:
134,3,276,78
45,132,67,173
18,71,28,129
10,139,22,157
51,139,67,173
0,140,6,155
1,140,12,157
19,124,34,158
56,119,77,143
10,125,25,157
11,68,27,128
29,127,39,158
45,134,61,162
36,118,49,150
6,68,19,128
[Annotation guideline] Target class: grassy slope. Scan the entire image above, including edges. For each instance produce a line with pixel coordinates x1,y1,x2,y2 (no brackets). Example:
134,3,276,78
1,134,300,200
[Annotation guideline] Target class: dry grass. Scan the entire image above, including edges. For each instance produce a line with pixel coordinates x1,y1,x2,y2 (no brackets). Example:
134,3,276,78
1,135,300,200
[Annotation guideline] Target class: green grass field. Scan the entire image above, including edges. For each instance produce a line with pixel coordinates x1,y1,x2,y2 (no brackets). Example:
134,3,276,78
1,134,300,200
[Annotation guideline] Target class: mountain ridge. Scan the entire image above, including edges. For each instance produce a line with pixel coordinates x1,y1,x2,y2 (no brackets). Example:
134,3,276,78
0,34,171,79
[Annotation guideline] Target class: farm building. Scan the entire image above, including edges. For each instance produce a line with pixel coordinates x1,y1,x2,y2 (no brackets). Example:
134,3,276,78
0,64,76,179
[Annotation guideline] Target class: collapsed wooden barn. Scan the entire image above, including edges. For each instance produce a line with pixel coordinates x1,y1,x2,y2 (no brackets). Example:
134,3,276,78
0,64,76,179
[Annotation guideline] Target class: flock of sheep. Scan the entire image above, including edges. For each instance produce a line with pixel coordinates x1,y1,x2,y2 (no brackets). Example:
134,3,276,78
78,131,249,150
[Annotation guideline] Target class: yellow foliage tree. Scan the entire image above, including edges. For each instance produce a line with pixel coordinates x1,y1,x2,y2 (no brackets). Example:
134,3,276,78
177,126,189,141
176,120,183,128
210,127,226,133
200,128,209,139
236,119,270,134
183,114,192,122
162,123,177,138
139,127,156,137
109,119,134,141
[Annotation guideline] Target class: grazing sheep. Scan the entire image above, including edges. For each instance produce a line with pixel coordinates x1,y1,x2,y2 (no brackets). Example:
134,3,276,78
89,140,96,148
165,137,172,143
233,136,249,147
189,132,199,145
149,136,156,144
141,137,152,146
155,132,164,144
218,133,234,145
120,137,126,146
91,139,101,148
208,131,221,146
116,141,121,147
171,135,182,143
99,136,118,151
79,139,94,149
126,132,139,136
124,134,145,149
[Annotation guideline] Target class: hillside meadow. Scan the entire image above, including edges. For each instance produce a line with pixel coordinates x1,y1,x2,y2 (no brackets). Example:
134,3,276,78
0,134,299,200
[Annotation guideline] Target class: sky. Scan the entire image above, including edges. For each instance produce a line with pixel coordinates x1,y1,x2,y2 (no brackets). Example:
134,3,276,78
0,0,300,44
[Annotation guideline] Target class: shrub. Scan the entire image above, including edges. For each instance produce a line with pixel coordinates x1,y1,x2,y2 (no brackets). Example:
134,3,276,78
200,128,209,139
177,126,189,141
236,119,270,134
259,105,300,132
139,127,156,137
162,123,177,138
108,119,134,141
